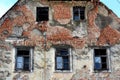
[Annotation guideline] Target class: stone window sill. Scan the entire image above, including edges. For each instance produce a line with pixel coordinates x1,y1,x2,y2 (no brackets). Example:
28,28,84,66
93,70,111,73
14,70,31,73
54,70,72,73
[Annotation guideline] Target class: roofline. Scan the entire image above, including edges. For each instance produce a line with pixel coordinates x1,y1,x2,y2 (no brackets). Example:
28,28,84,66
0,0,19,20
0,0,119,21
99,1,120,19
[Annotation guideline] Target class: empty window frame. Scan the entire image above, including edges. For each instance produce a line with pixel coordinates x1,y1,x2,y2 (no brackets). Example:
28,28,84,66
94,49,109,71
36,7,49,22
73,6,85,21
15,47,33,72
55,48,71,71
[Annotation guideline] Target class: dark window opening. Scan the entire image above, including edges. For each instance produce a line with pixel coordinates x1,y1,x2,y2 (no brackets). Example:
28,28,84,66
36,7,49,22
94,49,108,71
55,48,70,70
73,6,85,21
15,47,33,71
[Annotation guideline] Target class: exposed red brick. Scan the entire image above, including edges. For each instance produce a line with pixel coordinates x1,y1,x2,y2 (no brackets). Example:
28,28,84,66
13,5,35,25
19,24,86,49
87,6,100,45
53,4,71,20
0,5,35,40
0,5,37,50
0,18,13,40
22,31,31,37
97,25,120,45
110,13,120,24
2,1,120,50
37,22,47,32
47,26,72,41
47,26,85,49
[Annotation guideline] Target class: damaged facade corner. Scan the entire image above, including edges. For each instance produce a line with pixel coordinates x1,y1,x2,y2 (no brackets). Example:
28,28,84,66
0,0,120,80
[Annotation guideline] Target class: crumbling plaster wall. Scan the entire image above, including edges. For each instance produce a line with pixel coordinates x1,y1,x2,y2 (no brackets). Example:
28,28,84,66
0,0,120,80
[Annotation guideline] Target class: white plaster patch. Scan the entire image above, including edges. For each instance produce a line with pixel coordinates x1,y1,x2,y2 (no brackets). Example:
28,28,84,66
72,26,87,38
57,19,71,25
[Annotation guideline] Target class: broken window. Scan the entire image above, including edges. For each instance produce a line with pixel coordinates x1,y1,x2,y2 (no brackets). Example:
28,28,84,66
15,47,33,72
55,48,71,71
73,6,85,21
94,49,109,71
36,7,49,22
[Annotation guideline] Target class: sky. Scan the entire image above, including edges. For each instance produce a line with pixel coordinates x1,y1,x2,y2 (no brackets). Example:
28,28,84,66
0,0,120,18
0,0,17,18
101,0,120,18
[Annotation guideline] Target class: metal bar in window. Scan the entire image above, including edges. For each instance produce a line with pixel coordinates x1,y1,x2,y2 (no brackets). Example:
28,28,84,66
94,49,109,71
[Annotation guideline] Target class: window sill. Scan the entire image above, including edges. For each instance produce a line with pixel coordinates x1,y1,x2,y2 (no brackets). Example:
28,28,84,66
72,19,86,22
14,70,32,73
93,70,111,73
54,70,72,73
36,21,49,23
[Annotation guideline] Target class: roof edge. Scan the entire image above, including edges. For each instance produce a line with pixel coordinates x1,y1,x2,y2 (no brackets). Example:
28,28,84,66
0,0,19,20
99,1,120,19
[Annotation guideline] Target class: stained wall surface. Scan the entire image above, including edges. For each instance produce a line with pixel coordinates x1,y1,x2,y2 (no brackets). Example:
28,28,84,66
0,0,120,80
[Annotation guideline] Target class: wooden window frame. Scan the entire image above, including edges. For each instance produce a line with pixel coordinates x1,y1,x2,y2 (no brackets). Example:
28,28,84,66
55,46,72,72
15,47,34,72
73,6,85,21
94,48,110,72
55,48,70,70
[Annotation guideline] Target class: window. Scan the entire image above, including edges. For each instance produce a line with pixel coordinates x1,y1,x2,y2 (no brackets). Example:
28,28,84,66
55,47,71,71
73,6,85,21
94,49,109,71
15,47,33,72
36,7,49,22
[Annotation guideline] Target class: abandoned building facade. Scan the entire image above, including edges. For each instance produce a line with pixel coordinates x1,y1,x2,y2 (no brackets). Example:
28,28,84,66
0,0,120,80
